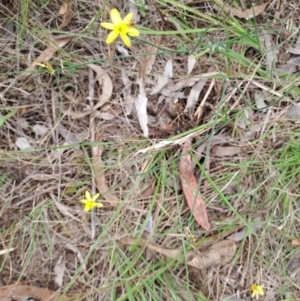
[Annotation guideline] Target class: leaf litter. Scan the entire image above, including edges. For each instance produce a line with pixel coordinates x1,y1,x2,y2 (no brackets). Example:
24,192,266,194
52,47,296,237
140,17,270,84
2,1,299,300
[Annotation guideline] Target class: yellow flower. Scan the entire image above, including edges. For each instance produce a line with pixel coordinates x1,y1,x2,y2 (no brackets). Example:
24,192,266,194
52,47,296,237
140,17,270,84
100,8,139,47
80,191,103,212
34,62,54,75
251,284,264,300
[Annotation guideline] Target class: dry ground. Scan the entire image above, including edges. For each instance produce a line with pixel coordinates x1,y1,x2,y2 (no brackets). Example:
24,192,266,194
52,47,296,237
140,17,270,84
1,0,300,300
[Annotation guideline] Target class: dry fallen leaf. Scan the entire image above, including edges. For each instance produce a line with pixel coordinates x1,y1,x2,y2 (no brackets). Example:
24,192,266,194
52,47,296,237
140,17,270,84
55,201,82,223
0,248,14,255
287,33,300,55
65,65,113,119
142,214,156,260
187,55,197,75
214,1,269,19
92,132,120,207
287,255,300,276
32,124,48,136
93,111,116,120
221,296,248,301
214,146,241,157
58,2,72,29
179,139,211,231
15,137,32,150
277,56,300,74
27,36,72,70
260,30,277,71
184,79,207,113
88,64,113,109
0,285,71,301
254,90,267,112
135,46,159,137
119,237,236,269
136,77,149,137
138,46,159,81
151,59,173,95
286,105,300,121
56,123,80,149
226,228,247,242
53,255,65,290
292,238,300,246
121,69,134,115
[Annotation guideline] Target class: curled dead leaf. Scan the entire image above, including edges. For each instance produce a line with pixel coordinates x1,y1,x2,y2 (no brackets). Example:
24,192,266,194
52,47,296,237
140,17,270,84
88,64,113,109
58,2,72,29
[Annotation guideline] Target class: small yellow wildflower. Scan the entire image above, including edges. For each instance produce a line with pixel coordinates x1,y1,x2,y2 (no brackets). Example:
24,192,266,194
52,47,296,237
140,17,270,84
100,8,139,47
34,62,54,75
251,284,264,300
80,191,103,212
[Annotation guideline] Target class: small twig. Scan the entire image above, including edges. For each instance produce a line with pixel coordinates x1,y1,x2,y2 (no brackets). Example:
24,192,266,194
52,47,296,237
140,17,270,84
195,78,215,120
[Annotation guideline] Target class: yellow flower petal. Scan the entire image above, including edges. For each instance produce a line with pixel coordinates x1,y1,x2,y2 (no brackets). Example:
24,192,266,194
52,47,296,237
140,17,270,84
256,287,264,295
85,191,91,200
84,202,92,212
100,22,115,30
251,284,264,299
110,8,122,24
123,12,133,24
106,30,119,44
127,27,139,37
34,62,46,68
92,193,100,202
120,32,131,47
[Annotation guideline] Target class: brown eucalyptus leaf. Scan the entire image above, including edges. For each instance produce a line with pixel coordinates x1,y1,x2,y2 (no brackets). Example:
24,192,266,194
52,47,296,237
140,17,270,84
58,2,72,29
0,285,71,301
179,139,210,231
214,1,269,19
214,146,241,157
27,37,72,70
88,64,113,109
92,132,119,208
119,237,236,269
